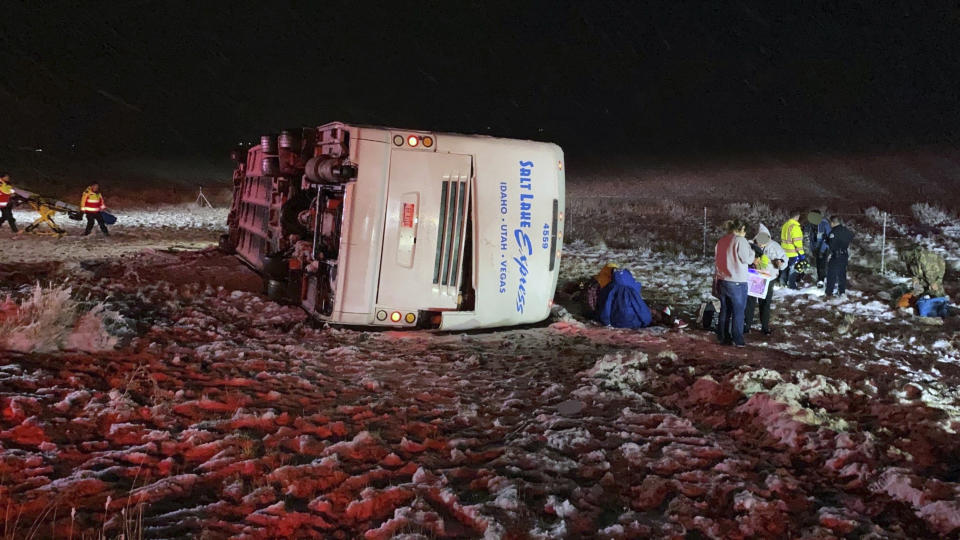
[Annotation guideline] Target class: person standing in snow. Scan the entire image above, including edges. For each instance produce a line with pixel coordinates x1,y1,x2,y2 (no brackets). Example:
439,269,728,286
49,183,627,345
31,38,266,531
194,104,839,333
714,218,758,347
807,210,831,287
81,183,109,236
0,173,19,233
825,215,853,298
780,210,806,289
744,224,786,335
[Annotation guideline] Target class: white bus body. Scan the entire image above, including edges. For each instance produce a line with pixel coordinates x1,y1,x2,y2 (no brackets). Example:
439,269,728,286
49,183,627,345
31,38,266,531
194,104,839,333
225,122,564,330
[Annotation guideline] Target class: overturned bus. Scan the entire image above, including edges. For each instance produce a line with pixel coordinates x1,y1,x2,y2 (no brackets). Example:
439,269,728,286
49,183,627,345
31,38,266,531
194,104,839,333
223,122,564,330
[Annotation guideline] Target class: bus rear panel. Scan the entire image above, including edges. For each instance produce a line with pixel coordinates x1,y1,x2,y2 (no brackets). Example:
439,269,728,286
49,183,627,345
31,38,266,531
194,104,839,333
225,122,564,330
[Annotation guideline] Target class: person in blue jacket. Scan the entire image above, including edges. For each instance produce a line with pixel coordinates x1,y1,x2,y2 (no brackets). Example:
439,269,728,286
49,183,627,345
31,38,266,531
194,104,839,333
597,268,653,329
807,210,832,286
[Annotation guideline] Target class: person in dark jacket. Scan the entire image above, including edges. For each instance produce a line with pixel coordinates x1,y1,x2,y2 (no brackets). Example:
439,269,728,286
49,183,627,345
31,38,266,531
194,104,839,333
807,210,831,286
825,216,853,298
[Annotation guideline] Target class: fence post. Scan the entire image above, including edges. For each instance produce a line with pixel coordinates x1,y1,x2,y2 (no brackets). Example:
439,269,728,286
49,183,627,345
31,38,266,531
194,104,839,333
880,211,887,275
702,207,707,258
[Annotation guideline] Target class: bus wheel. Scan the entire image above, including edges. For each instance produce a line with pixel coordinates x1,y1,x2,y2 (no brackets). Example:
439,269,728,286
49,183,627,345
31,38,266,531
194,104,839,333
266,279,287,302
263,255,289,281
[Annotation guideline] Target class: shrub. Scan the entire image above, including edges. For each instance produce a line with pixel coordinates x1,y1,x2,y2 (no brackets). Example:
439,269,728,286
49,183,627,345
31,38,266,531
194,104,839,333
722,202,786,233
0,284,119,353
865,207,908,234
911,202,954,227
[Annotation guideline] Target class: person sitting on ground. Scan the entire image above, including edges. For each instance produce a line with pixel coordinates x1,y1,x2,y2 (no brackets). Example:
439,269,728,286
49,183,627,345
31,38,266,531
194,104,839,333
580,263,684,328
581,263,618,319
744,224,786,335
596,267,653,329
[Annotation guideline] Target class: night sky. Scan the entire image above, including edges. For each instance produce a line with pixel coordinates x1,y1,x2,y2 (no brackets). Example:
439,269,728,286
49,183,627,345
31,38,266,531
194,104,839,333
2,1,959,164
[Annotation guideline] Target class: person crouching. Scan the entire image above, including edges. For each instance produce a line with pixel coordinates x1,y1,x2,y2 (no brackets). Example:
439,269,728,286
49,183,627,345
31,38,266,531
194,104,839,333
81,183,109,236
714,218,757,347
744,224,787,335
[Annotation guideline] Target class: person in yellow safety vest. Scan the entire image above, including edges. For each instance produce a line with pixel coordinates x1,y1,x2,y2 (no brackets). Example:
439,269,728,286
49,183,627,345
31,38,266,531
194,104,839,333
0,173,19,233
780,210,806,289
81,183,109,236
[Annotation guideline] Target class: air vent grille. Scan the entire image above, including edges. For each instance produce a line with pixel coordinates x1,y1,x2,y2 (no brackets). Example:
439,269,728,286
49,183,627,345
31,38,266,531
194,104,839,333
433,176,470,287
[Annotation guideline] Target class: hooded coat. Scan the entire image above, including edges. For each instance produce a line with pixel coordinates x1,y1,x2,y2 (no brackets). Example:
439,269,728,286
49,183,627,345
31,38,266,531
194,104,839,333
597,269,653,329
753,223,787,278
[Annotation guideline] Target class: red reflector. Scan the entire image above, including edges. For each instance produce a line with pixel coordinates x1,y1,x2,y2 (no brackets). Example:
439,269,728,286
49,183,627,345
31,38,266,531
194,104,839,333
407,136,419,147
390,311,402,322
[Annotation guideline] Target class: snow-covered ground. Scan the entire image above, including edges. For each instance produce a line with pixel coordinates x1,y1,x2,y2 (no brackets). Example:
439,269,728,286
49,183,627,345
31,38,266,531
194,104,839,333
0,201,959,538
0,205,227,263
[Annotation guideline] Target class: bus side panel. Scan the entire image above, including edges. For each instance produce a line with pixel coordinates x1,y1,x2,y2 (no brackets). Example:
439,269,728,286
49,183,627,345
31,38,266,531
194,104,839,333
465,140,564,327
330,138,390,321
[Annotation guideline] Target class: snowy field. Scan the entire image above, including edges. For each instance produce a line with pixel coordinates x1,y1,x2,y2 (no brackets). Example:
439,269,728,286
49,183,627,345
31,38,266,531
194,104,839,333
0,201,959,538
0,206,227,263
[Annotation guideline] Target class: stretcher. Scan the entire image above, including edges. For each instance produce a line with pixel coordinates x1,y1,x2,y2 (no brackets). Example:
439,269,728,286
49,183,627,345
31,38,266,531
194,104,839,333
12,188,116,235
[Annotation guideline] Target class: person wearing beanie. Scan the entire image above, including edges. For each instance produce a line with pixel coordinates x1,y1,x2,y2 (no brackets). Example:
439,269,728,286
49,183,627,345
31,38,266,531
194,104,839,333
745,223,787,335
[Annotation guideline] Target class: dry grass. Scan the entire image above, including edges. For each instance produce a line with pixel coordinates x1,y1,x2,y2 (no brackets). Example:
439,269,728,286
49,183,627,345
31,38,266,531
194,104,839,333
911,202,955,227
564,198,789,255
0,283,118,353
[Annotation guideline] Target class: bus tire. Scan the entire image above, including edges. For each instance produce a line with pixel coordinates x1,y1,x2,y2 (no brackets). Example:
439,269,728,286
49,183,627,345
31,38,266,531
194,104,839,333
266,279,287,302
262,255,289,281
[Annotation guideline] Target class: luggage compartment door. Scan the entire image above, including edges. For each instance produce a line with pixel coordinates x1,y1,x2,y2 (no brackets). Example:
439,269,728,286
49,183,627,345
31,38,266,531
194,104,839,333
377,151,473,309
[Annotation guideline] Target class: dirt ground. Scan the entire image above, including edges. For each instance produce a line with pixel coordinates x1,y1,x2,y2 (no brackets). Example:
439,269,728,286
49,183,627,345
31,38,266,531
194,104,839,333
0,209,958,539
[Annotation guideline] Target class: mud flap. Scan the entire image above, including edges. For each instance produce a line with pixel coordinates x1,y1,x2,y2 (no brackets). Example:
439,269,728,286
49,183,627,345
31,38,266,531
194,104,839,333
218,233,236,255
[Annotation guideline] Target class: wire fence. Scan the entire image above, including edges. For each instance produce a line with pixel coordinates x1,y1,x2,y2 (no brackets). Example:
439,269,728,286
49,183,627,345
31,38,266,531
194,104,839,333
564,198,960,277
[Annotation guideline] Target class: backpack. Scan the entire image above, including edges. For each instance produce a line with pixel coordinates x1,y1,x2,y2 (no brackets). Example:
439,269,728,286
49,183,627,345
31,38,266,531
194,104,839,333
698,300,720,330
915,296,949,318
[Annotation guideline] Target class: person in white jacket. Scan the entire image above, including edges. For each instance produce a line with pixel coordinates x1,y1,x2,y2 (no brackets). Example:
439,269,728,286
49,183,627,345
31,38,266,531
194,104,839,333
714,218,758,347
744,224,787,335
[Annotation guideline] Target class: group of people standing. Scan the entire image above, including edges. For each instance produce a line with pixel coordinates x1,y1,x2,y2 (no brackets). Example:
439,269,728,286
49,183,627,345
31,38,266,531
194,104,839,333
0,173,110,236
778,210,853,296
714,210,854,347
